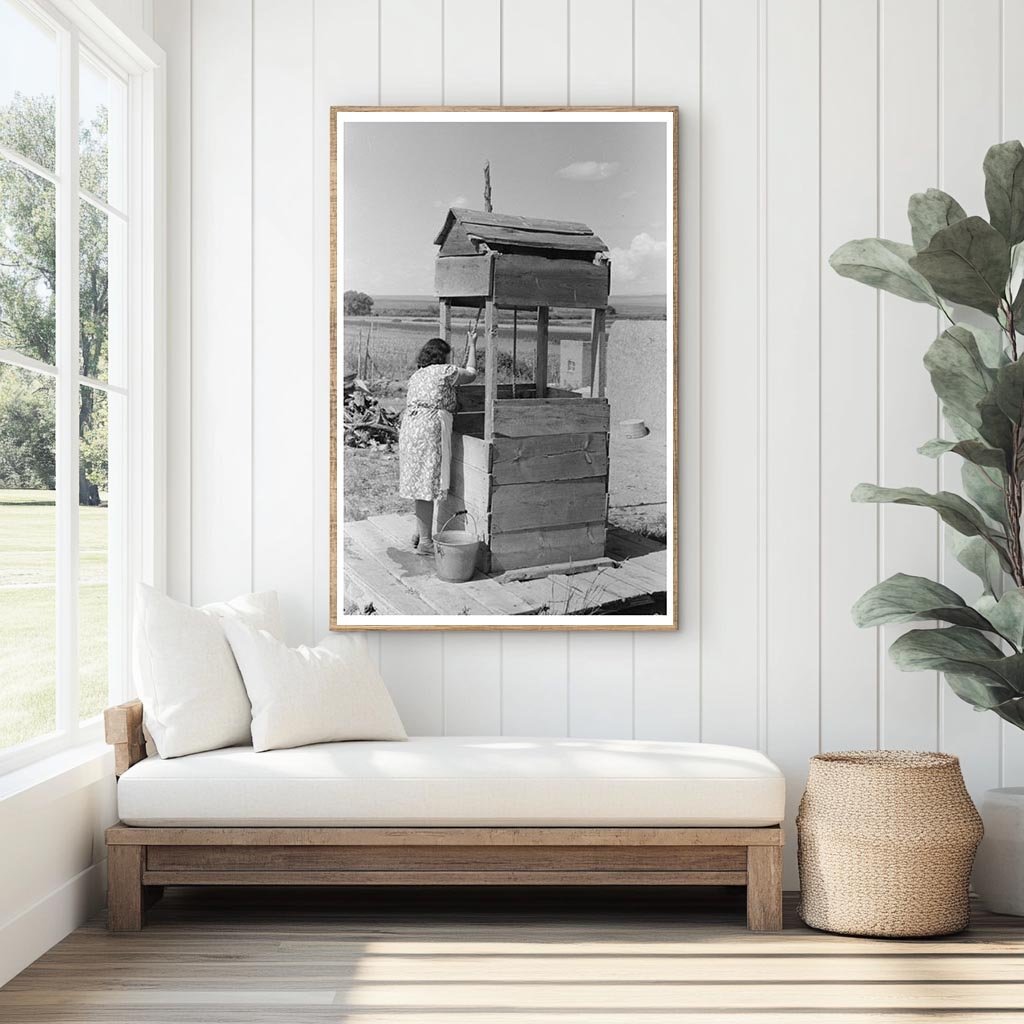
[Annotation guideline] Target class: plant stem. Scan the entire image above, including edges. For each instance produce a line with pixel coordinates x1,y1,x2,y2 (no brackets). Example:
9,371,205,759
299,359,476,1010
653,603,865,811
1007,302,1020,362
1005,481,1024,587
1005,306,1024,587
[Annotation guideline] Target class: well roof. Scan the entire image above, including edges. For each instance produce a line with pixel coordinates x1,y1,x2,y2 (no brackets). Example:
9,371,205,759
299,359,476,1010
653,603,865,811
434,207,608,255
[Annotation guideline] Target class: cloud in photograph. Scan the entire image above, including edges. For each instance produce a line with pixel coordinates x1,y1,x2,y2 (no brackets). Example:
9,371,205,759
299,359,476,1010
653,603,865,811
556,160,620,181
608,232,667,292
433,194,468,208
619,189,638,200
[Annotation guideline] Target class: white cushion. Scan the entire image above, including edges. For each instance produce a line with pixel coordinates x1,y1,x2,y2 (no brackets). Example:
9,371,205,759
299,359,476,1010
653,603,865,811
223,622,407,752
116,736,786,827
133,585,283,759
316,632,373,659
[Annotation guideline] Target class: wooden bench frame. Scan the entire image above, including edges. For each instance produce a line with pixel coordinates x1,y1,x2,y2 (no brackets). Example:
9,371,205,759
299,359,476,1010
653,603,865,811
104,700,784,932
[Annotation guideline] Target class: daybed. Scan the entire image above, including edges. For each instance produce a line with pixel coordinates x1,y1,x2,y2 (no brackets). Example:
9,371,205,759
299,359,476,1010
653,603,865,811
104,700,786,932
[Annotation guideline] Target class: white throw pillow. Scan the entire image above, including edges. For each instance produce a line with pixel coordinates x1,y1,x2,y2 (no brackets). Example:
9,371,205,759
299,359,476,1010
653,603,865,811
133,584,283,758
316,632,374,660
223,622,407,752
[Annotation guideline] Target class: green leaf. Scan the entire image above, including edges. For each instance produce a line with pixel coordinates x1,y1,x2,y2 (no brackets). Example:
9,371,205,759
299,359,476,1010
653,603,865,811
951,533,1004,596
981,686,1024,728
944,671,1024,715
977,589,1024,649
1009,242,1024,323
851,483,1008,548
923,325,997,427
967,322,1011,368
918,437,1007,470
962,461,1009,527
978,391,1016,458
889,626,1024,702
830,238,943,307
993,357,1024,423
1011,279,1024,325
890,624,1004,668
942,407,983,442
852,573,994,630
909,216,1011,314
984,140,1024,246
908,188,968,251
847,483,999,540
1009,241,1024,300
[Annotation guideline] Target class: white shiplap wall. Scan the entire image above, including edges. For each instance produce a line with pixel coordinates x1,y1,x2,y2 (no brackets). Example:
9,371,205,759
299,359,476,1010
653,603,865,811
153,0,1024,883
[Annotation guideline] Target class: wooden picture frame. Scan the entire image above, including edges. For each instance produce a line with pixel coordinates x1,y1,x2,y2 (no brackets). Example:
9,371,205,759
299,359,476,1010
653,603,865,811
330,107,679,630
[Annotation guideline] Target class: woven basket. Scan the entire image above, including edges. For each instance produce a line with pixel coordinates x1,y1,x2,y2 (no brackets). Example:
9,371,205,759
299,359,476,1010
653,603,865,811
797,751,983,937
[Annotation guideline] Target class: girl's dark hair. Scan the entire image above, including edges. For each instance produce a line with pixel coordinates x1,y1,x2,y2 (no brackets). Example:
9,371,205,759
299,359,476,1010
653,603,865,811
416,337,451,368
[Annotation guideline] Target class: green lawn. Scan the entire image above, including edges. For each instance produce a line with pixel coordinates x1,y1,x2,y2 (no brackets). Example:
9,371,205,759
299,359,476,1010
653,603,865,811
0,489,109,751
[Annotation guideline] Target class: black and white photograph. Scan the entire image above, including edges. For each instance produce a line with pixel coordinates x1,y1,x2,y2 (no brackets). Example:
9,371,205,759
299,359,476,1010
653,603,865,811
331,108,678,629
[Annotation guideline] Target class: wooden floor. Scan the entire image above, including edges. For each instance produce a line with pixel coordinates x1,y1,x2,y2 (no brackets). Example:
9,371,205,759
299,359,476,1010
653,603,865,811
4,886,1024,1022
343,513,667,616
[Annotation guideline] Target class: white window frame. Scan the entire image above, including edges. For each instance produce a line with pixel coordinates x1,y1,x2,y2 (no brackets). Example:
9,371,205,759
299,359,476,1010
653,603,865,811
0,0,164,776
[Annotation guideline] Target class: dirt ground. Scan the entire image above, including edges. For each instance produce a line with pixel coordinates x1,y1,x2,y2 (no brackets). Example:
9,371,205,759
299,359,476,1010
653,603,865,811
607,426,668,541
605,320,669,436
343,450,402,522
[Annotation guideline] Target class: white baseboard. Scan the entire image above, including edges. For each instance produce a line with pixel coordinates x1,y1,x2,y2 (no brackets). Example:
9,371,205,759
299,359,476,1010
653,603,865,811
0,859,107,987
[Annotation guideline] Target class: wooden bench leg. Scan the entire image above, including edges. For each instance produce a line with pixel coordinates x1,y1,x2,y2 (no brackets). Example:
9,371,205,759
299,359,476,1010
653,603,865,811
108,845,145,932
746,845,783,932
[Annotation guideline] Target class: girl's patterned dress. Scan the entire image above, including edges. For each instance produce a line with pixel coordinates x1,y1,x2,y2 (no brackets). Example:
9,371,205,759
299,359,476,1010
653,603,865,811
398,362,460,501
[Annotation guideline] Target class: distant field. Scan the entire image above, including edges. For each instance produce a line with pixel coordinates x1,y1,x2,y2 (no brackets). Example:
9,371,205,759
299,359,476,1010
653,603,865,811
344,293,667,380
607,295,669,319
369,294,668,319
343,317,591,381
0,489,108,751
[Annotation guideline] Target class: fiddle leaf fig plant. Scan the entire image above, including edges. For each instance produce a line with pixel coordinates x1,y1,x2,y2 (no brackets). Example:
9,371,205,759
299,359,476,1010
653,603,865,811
832,140,1024,731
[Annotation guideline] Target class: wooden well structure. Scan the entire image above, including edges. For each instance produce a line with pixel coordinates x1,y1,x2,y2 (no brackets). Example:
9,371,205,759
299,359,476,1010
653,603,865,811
433,207,612,574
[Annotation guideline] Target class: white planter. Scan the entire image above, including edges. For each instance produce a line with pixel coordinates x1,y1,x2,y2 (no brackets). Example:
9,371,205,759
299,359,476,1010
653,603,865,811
973,787,1024,916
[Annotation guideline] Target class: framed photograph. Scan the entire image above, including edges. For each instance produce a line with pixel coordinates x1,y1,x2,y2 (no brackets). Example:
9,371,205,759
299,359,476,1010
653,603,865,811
330,107,678,630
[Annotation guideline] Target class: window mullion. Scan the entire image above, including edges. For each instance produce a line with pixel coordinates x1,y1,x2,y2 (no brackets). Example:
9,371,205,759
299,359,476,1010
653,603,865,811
55,24,81,734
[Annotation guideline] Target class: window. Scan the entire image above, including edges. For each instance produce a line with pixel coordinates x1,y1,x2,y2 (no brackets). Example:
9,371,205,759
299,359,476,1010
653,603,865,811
0,0,159,771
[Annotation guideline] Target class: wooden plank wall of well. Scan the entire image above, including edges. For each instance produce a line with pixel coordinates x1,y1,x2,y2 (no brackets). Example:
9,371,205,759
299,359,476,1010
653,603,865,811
488,446,608,572
442,427,609,573
156,0,1024,886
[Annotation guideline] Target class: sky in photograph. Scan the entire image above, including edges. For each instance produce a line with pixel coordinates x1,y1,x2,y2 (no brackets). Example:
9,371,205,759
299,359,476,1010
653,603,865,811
342,119,669,297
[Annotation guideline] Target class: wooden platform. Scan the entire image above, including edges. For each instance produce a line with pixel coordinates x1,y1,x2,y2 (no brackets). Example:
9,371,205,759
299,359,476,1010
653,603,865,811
4,887,1024,1022
341,513,667,616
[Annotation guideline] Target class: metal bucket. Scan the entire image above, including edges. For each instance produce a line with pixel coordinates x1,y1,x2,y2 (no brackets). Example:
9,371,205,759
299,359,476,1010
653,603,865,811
434,510,480,583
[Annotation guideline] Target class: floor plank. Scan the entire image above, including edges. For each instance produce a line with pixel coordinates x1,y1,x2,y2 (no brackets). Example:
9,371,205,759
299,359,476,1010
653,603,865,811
4,888,1024,1021
367,514,541,615
345,519,496,616
343,513,665,617
341,540,436,615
